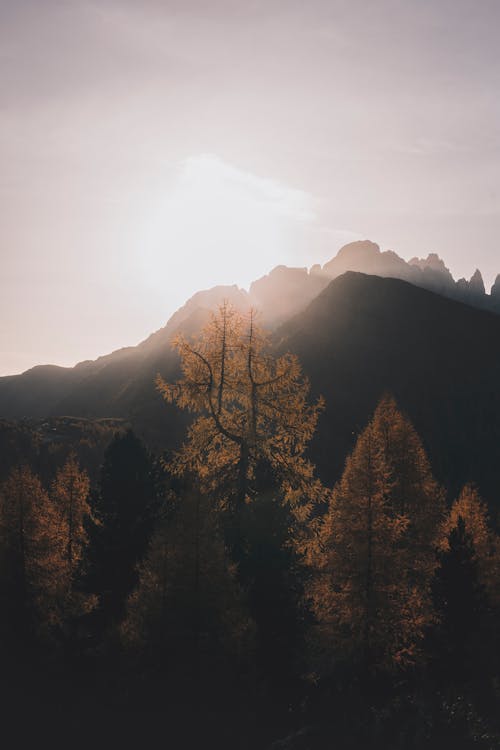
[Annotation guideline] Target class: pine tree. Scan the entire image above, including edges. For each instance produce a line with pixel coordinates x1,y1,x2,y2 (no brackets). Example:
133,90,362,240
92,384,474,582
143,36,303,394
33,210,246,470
311,396,444,672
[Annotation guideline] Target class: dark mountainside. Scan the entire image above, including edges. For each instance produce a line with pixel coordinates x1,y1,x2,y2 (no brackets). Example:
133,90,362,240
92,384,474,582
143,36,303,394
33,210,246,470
2,268,500,508
277,272,500,506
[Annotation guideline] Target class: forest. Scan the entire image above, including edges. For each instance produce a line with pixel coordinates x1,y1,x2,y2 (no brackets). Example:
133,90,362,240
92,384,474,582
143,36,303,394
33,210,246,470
1,303,500,749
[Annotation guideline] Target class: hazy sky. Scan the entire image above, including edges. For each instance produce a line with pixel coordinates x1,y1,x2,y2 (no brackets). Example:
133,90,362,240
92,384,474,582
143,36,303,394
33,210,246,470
1,0,499,375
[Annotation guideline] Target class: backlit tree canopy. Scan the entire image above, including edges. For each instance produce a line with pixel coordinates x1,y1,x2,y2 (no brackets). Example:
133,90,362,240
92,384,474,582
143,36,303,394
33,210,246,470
311,396,445,671
157,303,324,514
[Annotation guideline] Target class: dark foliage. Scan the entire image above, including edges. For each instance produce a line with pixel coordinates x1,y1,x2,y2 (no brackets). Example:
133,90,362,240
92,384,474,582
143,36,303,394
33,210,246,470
87,430,163,629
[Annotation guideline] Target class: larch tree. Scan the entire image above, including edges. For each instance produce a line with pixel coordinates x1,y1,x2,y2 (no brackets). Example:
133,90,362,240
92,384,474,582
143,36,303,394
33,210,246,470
371,395,446,602
443,484,500,607
156,302,325,519
311,396,445,672
50,454,96,621
156,304,326,681
311,420,409,672
0,466,66,639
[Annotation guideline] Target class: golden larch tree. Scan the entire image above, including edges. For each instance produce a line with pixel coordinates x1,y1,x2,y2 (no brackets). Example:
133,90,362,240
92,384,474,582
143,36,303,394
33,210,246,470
157,302,325,516
0,466,66,638
371,395,446,598
311,396,445,672
50,454,96,619
443,484,500,606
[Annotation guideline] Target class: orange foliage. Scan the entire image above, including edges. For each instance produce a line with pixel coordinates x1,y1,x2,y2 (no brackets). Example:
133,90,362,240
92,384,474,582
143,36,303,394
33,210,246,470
310,396,445,671
157,302,325,516
0,466,66,635
444,484,500,605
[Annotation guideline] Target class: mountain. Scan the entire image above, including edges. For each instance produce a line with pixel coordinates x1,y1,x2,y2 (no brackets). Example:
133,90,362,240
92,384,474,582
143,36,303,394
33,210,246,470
0,284,252,438
276,272,500,506
2,271,500,508
250,240,500,323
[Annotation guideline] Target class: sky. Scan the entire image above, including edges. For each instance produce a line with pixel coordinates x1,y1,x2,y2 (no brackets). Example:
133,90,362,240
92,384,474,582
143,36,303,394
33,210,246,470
1,0,499,375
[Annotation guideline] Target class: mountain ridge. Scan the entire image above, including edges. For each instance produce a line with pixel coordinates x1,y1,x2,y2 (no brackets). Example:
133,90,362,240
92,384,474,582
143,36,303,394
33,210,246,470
1,240,500,446
5,239,499,382
3,270,500,510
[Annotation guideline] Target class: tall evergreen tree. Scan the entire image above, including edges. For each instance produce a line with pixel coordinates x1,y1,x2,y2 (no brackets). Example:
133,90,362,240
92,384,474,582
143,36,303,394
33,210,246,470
91,430,160,627
235,459,310,685
122,484,253,673
432,516,489,683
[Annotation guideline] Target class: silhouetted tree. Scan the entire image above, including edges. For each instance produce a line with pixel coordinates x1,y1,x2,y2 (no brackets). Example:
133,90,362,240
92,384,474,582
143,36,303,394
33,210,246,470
122,483,253,676
234,459,310,686
432,516,489,683
90,430,161,628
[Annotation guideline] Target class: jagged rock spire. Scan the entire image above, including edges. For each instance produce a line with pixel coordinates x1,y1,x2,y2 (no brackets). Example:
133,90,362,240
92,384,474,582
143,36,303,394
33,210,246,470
469,269,485,295
491,274,500,299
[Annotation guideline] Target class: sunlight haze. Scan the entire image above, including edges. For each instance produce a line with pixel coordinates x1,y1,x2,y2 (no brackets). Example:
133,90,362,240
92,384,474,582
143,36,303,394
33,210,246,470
1,0,499,374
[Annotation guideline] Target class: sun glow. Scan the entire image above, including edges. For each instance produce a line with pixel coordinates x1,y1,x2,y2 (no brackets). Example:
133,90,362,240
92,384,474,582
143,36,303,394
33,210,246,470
141,154,315,293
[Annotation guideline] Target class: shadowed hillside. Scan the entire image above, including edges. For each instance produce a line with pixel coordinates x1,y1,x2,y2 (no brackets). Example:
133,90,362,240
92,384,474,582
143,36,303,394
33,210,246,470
277,272,500,505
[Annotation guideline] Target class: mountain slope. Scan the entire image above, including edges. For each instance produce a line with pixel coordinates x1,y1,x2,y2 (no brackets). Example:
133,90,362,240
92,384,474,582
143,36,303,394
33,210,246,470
276,272,500,505
0,285,250,427
250,240,500,325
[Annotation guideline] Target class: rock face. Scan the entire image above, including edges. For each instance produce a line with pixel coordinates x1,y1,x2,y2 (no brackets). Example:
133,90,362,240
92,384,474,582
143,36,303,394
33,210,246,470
491,275,500,312
323,240,410,280
250,241,499,328
320,241,497,313
470,269,486,296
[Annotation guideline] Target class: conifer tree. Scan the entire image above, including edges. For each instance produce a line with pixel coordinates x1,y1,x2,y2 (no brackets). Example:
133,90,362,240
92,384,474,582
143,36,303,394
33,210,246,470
157,304,324,680
50,455,96,621
0,466,65,639
432,516,489,682
91,430,160,626
371,395,445,598
122,485,253,670
237,460,310,683
443,484,500,607
157,303,325,517
311,396,444,672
